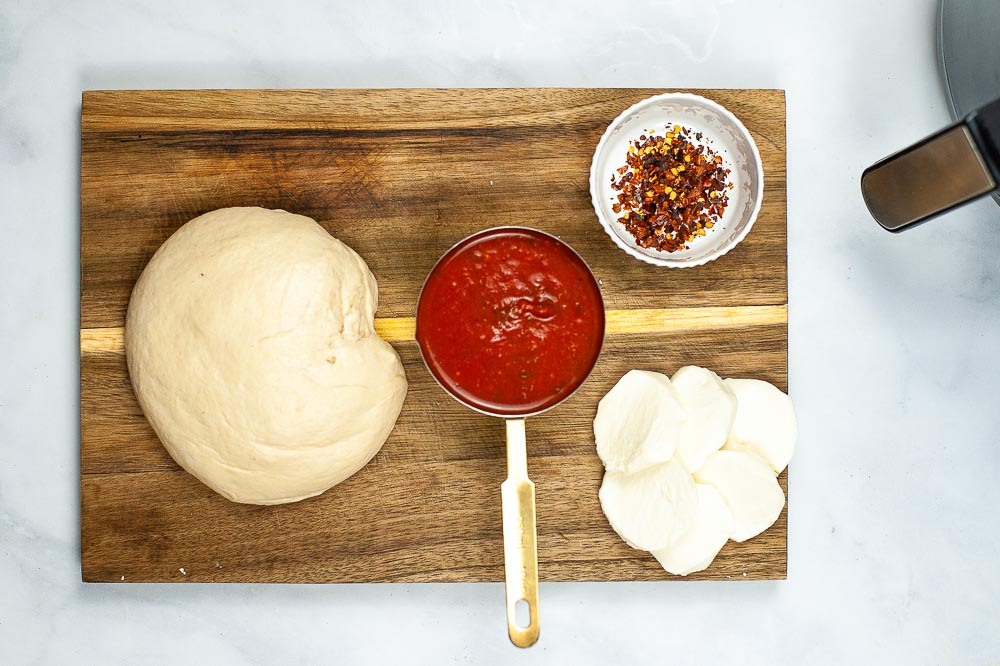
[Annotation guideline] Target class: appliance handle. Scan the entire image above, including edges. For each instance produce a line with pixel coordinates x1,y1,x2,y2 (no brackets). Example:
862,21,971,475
862,96,1000,232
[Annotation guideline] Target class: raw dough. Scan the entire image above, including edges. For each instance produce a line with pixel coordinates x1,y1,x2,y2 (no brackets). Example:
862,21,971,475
125,207,407,505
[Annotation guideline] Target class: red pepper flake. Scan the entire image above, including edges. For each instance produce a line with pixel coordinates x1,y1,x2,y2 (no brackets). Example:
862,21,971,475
609,125,731,252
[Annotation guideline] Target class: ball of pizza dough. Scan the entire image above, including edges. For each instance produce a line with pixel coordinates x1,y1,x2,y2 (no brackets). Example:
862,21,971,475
125,207,407,505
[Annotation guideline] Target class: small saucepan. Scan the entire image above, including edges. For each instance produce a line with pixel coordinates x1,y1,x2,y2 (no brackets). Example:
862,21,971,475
415,227,605,648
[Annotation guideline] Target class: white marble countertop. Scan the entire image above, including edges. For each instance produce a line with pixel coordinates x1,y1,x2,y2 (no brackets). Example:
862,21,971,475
2,0,998,663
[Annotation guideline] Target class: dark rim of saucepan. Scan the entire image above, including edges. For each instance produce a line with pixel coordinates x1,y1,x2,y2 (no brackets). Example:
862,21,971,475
414,226,607,419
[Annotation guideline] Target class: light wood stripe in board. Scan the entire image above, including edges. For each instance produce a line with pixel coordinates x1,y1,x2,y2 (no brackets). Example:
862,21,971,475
80,304,787,354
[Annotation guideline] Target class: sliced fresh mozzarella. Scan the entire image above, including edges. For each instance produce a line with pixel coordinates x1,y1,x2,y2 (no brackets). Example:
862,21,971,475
671,366,737,473
651,484,733,575
599,457,697,551
593,370,685,473
694,450,785,542
723,378,797,473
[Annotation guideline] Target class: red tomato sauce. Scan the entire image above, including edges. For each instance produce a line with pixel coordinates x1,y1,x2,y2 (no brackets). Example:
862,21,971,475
416,228,605,416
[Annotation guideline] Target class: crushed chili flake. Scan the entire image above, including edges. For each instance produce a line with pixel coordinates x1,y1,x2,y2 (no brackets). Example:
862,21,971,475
609,125,733,252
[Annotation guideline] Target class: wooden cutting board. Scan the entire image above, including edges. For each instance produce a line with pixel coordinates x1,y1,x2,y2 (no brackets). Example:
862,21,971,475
80,88,787,583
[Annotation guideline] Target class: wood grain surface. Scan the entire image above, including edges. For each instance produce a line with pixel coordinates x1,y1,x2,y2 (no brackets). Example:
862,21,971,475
80,88,787,583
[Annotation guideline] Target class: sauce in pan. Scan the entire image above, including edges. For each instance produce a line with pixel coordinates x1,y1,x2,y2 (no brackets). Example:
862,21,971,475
416,228,605,416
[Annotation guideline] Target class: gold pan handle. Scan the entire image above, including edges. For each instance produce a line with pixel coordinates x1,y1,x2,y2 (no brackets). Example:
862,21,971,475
501,418,540,648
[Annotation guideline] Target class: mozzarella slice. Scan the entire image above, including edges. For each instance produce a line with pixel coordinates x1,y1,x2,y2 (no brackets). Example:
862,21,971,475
671,366,737,473
593,370,685,473
651,484,733,575
694,450,784,542
599,457,697,551
723,378,797,473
